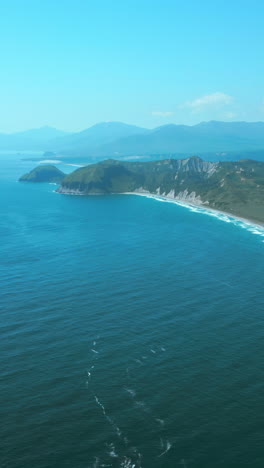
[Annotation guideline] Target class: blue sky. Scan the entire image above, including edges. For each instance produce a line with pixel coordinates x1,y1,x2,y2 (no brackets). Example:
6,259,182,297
0,0,263,132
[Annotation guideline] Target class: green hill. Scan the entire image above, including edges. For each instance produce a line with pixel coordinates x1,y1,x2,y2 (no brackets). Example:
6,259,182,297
19,165,65,183
56,157,264,223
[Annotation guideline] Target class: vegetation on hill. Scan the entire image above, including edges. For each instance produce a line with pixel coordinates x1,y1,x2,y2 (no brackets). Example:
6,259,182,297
57,157,264,223
19,165,65,183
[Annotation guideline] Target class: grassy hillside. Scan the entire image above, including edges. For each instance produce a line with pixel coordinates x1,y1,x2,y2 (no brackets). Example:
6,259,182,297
19,165,65,183
57,157,264,223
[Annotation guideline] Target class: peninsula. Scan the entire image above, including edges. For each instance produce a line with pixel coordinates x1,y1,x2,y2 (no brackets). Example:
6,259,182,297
19,157,264,224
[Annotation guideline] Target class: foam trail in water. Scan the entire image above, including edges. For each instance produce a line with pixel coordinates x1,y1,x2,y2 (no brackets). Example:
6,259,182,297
150,349,156,354
133,358,143,365
107,442,118,458
158,440,172,457
161,347,166,352
94,395,122,438
91,349,99,354
94,395,106,416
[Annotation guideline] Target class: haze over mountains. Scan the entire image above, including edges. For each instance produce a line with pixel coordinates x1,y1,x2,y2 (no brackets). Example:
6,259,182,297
0,126,69,151
2,121,264,160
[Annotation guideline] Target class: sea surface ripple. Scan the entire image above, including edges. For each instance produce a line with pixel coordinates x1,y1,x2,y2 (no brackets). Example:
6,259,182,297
0,154,264,468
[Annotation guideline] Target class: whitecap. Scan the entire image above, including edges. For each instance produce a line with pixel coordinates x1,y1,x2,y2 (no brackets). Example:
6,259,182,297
107,443,118,458
158,440,172,457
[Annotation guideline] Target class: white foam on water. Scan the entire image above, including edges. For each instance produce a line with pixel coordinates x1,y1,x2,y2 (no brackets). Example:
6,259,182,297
134,400,151,414
107,443,118,458
156,418,165,426
91,349,99,354
133,359,143,365
150,349,156,354
126,193,264,242
120,458,137,468
158,440,172,457
124,387,136,397
94,395,106,416
94,395,122,439
161,347,166,352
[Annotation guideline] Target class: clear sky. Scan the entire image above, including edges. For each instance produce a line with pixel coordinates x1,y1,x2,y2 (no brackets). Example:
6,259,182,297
0,0,263,132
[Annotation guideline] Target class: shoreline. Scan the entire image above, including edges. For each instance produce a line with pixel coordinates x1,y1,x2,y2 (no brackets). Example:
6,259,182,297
56,187,264,230
121,191,264,230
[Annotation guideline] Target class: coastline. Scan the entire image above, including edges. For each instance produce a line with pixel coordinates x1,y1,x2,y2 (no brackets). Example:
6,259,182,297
121,191,264,230
56,186,264,231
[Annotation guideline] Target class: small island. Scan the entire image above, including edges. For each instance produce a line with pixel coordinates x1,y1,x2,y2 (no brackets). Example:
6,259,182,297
19,157,264,224
19,165,65,183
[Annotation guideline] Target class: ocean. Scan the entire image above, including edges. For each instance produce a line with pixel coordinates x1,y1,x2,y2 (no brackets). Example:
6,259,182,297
1,153,264,468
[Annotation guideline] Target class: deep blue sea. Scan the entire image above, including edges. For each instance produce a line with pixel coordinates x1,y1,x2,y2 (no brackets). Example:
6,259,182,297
1,154,264,468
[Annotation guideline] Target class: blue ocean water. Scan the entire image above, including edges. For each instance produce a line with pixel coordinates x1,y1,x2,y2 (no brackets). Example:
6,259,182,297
1,154,264,468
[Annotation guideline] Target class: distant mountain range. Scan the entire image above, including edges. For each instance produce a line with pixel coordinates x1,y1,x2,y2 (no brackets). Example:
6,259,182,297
0,126,69,151
3,121,264,161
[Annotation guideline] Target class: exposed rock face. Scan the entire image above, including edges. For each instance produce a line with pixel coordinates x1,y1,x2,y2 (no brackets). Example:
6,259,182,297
171,157,218,176
20,156,264,223
56,187,84,195
174,190,203,204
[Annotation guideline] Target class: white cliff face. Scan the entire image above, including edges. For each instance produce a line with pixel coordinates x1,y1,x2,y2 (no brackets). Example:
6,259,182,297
164,188,207,205
165,189,175,198
132,187,151,194
171,157,218,177
132,186,207,206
